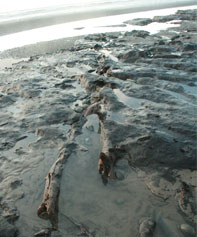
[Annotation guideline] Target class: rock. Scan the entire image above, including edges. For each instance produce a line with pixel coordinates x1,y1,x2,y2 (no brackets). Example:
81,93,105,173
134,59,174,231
180,21,197,32
84,33,107,42
180,224,195,236
0,130,22,151
153,14,177,22
99,87,126,111
183,43,197,51
55,81,75,89
80,74,112,92
176,9,197,21
176,170,197,187
124,18,152,26
40,107,80,126
0,95,15,108
8,177,22,189
125,30,150,38
175,182,196,222
156,216,182,237
139,217,155,237
92,43,103,50
144,172,174,200
74,27,84,30
0,216,18,237
118,48,152,63
1,202,20,222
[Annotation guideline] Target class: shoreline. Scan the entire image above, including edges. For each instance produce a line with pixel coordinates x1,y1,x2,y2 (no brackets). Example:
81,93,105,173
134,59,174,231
0,2,196,37
0,5,196,60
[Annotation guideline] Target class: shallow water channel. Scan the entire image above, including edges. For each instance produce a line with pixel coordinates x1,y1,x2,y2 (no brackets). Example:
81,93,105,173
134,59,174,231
57,115,186,237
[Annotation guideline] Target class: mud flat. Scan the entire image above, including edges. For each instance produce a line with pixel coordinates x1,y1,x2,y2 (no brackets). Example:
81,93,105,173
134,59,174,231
0,8,196,237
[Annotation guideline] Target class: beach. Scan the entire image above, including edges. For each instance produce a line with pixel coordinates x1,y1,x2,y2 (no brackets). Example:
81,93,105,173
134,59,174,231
0,1,196,53
0,0,196,37
0,4,197,237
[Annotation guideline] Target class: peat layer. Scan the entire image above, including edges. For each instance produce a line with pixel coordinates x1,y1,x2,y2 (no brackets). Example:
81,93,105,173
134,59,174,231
0,9,196,237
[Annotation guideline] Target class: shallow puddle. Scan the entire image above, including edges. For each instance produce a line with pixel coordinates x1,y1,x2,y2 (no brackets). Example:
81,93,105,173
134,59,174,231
107,111,127,124
15,147,60,236
58,115,186,237
6,97,25,116
1,127,65,236
114,88,146,109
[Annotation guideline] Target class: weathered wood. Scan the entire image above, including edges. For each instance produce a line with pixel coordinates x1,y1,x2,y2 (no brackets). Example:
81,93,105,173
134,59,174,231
98,151,117,184
37,148,73,228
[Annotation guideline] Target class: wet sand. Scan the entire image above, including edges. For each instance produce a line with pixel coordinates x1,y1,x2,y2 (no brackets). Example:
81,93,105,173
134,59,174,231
0,36,82,61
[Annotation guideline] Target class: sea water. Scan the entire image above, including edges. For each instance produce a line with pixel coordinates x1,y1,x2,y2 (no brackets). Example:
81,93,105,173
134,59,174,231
0,0,196,25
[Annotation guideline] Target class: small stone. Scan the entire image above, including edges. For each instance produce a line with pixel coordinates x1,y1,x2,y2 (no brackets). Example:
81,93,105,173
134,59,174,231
139,217,155,237
1,202,20,222
180,224,195,236
9,178,22,189
124,18,152,26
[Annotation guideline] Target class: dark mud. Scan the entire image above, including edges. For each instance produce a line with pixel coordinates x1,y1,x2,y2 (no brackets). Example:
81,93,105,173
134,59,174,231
0,9,196,237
